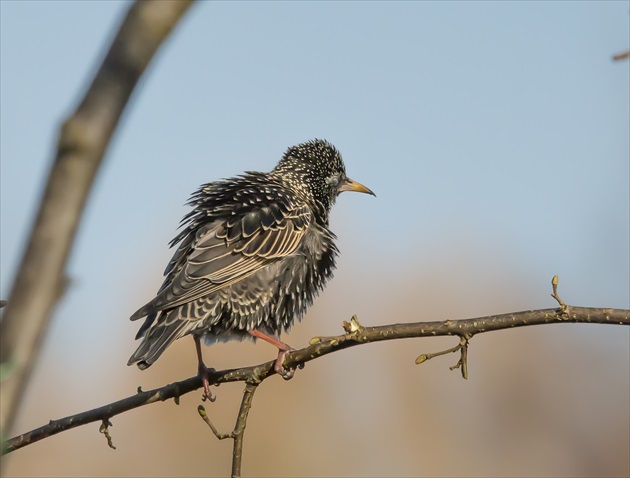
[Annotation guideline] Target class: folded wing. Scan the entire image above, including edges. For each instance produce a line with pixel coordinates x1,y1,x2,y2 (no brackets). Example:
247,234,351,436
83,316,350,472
130,201,312,321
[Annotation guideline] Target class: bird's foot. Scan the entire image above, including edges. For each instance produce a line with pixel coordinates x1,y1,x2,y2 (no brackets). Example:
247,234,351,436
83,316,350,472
248,329,302,380
198,363,216,402
194,335,216,402
275,348,298,380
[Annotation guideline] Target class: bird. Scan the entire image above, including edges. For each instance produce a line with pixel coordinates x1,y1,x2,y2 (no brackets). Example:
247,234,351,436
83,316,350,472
128,139,374,400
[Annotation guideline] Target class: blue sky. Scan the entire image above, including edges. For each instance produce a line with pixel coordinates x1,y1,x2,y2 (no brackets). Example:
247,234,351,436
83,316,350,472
2,1,628,303
1,2,629,475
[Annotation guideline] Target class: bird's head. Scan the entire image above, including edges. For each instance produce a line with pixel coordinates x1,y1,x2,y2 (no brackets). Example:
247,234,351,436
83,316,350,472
273,139,375,219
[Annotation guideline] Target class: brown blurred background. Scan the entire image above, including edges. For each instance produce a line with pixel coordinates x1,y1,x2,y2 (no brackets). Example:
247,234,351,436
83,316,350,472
4,241,629,477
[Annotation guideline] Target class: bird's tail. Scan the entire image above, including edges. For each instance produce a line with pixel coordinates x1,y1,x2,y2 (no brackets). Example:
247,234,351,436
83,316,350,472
128,313,193,370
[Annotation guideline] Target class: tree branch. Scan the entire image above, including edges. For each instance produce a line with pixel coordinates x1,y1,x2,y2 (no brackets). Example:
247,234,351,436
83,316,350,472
198,382,260,478
612,50,630,61
0,0,194,437
4,305,628,456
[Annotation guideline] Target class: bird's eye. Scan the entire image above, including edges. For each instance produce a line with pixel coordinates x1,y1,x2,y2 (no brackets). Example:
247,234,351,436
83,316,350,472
327,175,340,187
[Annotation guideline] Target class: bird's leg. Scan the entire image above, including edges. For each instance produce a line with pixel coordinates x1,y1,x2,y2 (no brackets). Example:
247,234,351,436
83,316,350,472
194,335,216,402
248,329,297,380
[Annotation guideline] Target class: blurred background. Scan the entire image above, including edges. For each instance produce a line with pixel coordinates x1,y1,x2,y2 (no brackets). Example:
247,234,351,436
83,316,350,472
1,1,628,477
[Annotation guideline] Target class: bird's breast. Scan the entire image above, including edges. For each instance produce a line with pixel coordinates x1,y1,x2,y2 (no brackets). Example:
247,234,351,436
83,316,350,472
273,223,338,325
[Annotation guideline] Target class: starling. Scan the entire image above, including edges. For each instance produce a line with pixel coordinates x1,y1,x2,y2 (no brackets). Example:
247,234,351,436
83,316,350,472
128,139,374,398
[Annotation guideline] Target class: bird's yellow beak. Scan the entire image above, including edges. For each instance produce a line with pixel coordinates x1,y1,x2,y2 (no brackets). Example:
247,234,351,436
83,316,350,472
338,177,376,196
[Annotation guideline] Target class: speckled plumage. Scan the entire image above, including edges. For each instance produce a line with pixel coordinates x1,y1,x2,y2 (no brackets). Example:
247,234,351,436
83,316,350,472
128,139,373,370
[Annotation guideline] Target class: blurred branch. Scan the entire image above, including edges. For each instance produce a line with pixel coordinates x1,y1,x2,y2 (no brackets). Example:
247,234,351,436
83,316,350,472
612,50,630,61
0,0,194,437
4,304,628,458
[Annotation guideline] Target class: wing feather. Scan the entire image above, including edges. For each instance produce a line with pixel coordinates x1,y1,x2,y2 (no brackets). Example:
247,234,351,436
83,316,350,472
133,201,312,318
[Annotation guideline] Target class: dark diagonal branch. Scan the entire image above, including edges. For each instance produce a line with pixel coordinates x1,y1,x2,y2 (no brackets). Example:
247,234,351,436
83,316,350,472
0,0,194,437
4,304,629,456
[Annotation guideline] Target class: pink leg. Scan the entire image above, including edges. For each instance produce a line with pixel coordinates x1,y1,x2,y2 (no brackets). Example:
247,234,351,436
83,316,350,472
194,335,215,402
248,329,297,379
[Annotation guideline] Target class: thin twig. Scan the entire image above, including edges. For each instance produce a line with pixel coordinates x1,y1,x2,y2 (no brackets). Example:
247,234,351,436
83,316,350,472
416,336,469,379
3,305,628,455
198,405,232,440
98,420,116,450
550,275,568,312
198,382,259,478
448,337,469,379
415,342,461,364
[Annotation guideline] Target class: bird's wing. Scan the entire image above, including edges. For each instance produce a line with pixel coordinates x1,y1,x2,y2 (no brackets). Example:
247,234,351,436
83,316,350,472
131,202,312,319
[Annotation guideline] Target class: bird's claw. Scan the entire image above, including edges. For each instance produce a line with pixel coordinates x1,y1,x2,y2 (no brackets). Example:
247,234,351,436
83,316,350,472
274,349,300,380
201,379,216,402
277,367,295,380
199,365,217,402
201,389,216,402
